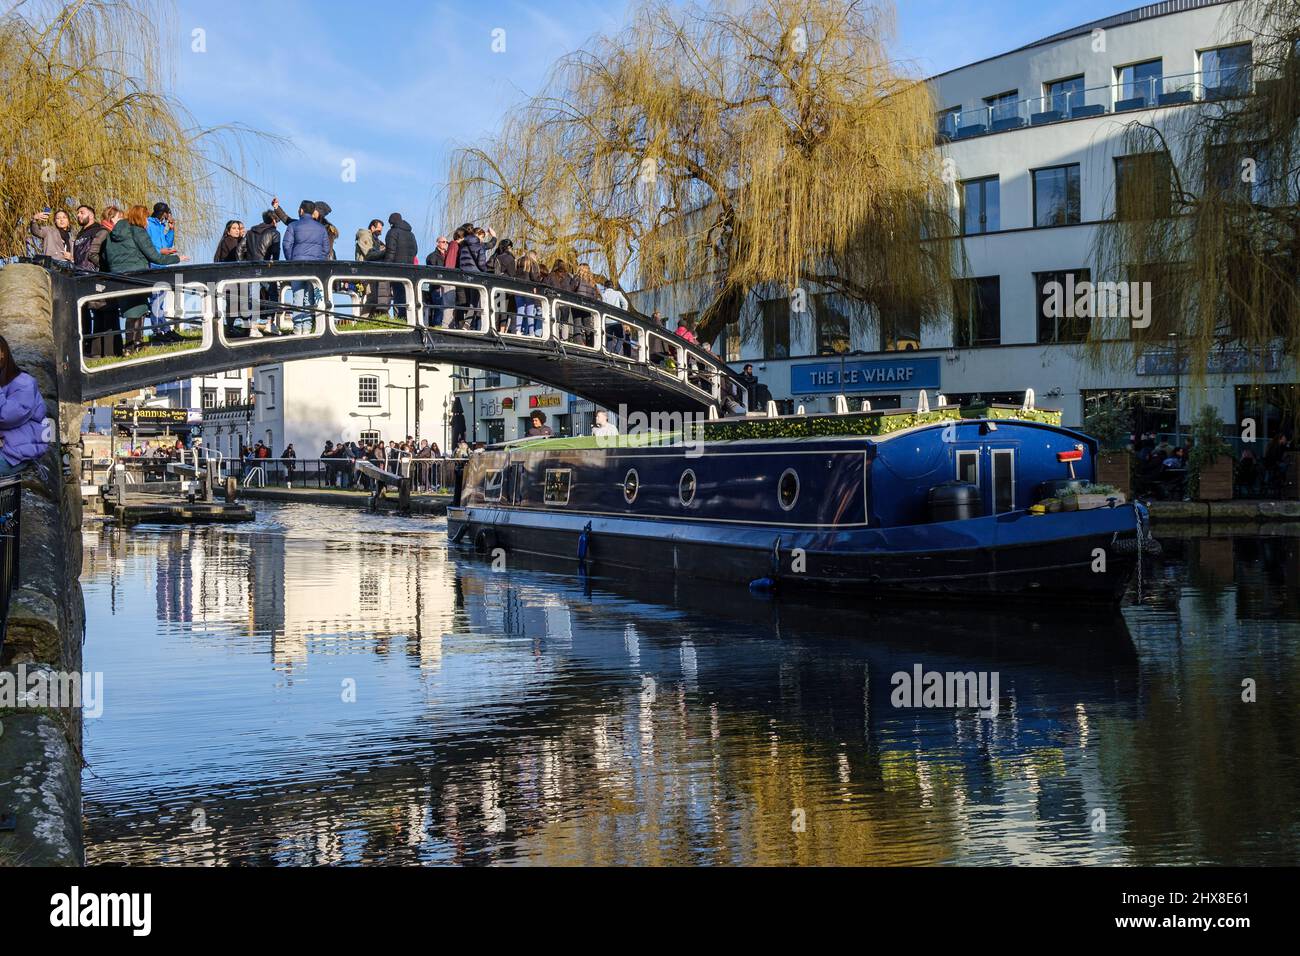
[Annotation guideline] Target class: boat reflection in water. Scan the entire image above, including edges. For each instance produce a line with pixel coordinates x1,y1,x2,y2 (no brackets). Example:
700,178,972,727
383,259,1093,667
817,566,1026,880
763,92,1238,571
80,504,1300,866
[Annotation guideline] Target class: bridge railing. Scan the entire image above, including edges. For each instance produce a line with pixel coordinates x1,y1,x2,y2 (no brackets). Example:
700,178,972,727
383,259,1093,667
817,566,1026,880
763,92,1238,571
0,476,21,656
61,261,743,408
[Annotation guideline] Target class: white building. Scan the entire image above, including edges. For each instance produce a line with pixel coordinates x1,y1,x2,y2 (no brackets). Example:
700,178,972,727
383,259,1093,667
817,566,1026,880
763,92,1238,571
236,357,453,460
158,372,250,419
461,0,1290,445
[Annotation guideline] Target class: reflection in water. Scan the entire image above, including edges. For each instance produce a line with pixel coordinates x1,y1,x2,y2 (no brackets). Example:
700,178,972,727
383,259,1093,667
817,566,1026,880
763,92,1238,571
80,505,1300,865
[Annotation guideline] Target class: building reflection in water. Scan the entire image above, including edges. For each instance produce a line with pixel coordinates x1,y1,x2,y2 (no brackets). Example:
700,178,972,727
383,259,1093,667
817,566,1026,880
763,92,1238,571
80,508,1300,866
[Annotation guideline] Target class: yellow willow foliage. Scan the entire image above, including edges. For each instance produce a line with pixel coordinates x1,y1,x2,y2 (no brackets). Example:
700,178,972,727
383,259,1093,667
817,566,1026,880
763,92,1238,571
1089,0,1300,398
0,0,265,258
446,0,954,343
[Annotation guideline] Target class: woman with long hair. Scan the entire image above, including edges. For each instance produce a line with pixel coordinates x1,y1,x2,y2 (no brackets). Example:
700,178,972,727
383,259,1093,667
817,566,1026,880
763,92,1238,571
213,220,246,262
28,209,74,261
0,334,50,477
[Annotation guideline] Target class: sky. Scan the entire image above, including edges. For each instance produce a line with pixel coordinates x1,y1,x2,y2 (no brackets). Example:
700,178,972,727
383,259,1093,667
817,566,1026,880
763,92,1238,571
169,0,1144,256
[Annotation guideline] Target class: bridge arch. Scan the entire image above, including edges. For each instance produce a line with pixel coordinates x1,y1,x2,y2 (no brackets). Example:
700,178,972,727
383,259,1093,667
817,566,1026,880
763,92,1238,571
48,260,746,414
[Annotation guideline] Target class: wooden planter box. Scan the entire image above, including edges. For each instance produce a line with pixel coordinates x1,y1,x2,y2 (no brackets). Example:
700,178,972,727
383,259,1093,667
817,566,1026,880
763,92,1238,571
1095,451,1132,497
1197,456,1234,501
1061,492,1127,512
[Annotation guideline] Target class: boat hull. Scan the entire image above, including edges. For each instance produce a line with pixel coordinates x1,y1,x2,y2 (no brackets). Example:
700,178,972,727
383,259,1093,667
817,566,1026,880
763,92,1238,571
449,503,1140,602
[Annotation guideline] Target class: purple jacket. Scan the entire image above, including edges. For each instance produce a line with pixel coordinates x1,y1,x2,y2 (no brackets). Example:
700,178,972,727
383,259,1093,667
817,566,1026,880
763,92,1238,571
0,372,49,466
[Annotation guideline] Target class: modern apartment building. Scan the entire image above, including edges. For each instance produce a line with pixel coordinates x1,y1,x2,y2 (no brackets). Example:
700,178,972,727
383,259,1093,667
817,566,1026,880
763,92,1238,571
461,0,1292,444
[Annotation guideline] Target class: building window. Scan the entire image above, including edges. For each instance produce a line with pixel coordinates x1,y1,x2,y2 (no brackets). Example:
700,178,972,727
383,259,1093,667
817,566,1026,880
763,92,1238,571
952,277,1001,348
201,388,217,410
482,371,502,388
1115,152,1173,220
1201,43,1252,98
1083,388,1177,438
1033,164,1081,227
1116,59,1163,107
878,296,921,352
1043,75,1084,114
984,90,1019,124
225,389,242,407
359,429,380,444
960,177,1000,235
1207,143,1269,203
760,297,790,360
265,374,276,409
358,375,380,406
713,321,741,362
1036,269,1092,344
812,293,850,355
225,369,241,379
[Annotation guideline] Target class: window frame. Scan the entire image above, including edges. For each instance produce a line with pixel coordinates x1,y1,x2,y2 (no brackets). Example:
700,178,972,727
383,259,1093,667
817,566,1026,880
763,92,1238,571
1031,163,1082,228
991,448,1016,513
543,468,572,506
960,176,1000,236
952,276,1002,348
357,374,380,407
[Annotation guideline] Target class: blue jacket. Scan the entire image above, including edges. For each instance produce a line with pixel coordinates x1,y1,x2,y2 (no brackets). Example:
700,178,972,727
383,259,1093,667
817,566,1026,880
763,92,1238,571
146,217,174,269
0,372,49,467
282,216,330,261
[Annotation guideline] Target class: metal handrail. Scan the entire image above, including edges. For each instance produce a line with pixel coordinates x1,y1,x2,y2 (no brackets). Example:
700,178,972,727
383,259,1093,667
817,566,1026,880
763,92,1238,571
0,476,22,656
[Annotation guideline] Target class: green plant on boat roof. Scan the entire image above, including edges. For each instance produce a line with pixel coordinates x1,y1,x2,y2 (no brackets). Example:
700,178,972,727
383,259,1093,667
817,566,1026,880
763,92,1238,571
701,408,960,441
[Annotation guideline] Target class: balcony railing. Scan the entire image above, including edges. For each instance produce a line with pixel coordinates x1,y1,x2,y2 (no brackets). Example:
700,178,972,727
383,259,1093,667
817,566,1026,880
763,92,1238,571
936,67,1254,142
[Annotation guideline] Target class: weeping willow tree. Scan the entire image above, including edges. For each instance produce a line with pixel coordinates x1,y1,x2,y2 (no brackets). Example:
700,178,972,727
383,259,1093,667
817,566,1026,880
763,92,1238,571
1089,0,1300,400
446,0,954,344
0,0,264,257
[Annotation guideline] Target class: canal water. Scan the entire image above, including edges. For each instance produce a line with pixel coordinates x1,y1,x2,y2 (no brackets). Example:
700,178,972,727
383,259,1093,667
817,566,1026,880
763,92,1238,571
80,502,1300,865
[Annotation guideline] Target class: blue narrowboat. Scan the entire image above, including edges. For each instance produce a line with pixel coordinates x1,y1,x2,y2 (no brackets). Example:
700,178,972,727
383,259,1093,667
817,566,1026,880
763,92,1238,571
447,405,1144,602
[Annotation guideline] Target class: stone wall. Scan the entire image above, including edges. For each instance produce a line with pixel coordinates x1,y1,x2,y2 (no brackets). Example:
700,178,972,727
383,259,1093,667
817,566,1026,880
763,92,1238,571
0,263,85,866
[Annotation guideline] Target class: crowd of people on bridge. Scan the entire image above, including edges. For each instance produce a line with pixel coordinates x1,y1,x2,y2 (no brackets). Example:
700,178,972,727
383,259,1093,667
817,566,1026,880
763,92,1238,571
31,198,715,369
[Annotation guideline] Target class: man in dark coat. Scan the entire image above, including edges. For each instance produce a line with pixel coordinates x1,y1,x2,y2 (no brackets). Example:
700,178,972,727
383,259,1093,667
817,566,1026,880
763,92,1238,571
247,211,281,261
736,363,760,409
373,213,417,318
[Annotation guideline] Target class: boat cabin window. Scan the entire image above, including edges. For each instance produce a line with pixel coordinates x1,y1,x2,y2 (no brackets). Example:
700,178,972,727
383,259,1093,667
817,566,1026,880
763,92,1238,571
544,469,572,505
778,468,800,511
623,468,639,504
484,469,503,501
679,469,697,506
956,450,980,487
991,448,1015,512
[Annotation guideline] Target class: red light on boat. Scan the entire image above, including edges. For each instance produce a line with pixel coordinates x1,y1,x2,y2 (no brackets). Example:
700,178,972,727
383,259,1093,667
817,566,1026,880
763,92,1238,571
1057,450,1084,462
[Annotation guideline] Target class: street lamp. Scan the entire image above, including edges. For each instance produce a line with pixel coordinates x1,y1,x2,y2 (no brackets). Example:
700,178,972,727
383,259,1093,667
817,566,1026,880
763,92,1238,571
450,370,493,443
349,411,391,442
1169,331,1181,445
385,380,429,440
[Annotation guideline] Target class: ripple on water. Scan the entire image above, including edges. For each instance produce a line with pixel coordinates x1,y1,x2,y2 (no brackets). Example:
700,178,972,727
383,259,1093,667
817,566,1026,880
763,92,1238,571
79,504,1300,865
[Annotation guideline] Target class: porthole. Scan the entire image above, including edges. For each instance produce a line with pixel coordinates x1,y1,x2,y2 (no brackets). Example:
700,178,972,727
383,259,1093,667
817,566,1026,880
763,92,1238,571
623,468,639,504
678,469,697,506
778,468,800,511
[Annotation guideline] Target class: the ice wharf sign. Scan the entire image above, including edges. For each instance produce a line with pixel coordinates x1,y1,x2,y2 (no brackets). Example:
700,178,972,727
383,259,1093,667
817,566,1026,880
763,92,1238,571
791,356,941,394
